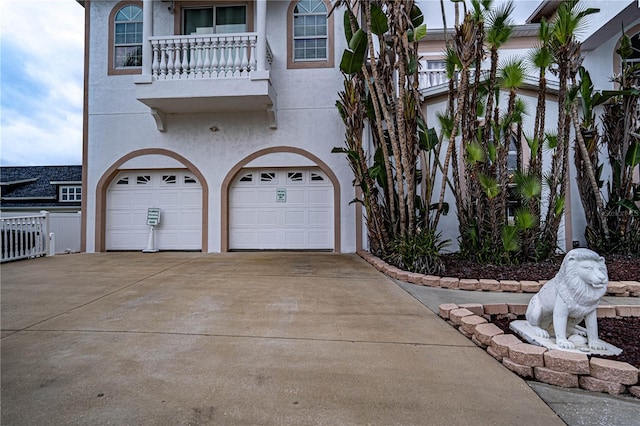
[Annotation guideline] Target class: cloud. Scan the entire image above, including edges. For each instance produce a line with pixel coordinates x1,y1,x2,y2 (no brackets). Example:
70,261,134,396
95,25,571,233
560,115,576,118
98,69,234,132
0,0,84,166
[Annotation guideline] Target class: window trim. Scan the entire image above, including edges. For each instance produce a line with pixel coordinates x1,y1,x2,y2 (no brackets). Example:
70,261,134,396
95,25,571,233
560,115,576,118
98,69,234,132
287,0,334,69
173,2,254,35
108,1,143,76
612,23,640,86
59,186,82,202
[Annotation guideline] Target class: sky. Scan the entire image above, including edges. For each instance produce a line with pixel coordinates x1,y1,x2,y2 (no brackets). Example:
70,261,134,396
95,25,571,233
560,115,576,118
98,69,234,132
0,0,540,167
1,0,84,166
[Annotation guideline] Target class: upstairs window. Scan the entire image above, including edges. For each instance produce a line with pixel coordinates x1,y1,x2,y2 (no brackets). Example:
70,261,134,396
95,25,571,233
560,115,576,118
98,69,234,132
293,0,327,61
625,30,640,68
613,25,640,84
109,2,143,75
60,186,82,202
287,0,334,69
182,5,247,35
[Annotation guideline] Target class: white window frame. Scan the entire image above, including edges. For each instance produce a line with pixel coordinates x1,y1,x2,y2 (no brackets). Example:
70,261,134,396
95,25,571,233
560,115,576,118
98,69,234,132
182,4,248,35
59,186,82,202
114,4,143,69
292,0,329,62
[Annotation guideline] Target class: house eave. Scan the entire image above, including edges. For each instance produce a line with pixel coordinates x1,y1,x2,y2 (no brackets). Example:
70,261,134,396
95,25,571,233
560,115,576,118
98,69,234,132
420,74,560,101
0,178,38,187
50,181,82,185
1,197,57,201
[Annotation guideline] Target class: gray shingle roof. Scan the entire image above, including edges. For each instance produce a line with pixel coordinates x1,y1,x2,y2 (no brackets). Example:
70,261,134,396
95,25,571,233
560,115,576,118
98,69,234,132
0,166,82,208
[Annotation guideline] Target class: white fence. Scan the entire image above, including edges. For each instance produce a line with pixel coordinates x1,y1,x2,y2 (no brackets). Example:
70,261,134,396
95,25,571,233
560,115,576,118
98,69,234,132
0,211,82,262
50,212,82,254
1,212,51,262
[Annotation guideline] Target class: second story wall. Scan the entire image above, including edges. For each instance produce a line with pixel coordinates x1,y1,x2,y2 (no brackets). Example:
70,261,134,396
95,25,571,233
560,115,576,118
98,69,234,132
87,0,347,118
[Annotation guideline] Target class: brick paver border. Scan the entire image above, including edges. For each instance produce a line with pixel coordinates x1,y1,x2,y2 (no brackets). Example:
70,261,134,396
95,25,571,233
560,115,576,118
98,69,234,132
358,251,640,297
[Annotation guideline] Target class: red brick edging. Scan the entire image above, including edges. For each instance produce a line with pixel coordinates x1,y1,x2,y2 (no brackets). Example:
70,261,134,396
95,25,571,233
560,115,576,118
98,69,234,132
357,250,640,297
439,302,640,399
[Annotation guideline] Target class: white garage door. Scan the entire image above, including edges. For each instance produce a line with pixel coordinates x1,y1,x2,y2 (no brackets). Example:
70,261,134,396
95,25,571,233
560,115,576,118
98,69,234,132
106,171,202,250
230,169,333,250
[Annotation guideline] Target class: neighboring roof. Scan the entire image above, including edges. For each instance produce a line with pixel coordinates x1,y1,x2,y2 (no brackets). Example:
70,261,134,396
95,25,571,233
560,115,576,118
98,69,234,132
0,166,82,208
419,23,542,42
527,0,563,24
525,1,640,51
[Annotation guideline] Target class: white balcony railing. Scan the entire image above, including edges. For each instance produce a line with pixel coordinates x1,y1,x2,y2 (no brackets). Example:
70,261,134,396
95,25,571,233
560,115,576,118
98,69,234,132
1,212,51,263
418,68,449,89
149,33,271,80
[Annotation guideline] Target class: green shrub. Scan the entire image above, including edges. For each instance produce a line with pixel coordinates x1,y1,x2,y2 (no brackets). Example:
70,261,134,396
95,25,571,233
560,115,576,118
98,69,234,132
385,229,448,275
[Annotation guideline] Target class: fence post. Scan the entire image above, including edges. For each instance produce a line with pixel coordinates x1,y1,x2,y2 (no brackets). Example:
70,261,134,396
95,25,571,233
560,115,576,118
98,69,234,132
40,211,52,256
49,233,56,257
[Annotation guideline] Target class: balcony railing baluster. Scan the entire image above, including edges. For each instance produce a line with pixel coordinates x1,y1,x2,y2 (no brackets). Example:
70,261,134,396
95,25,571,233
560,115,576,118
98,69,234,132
148,33,264,80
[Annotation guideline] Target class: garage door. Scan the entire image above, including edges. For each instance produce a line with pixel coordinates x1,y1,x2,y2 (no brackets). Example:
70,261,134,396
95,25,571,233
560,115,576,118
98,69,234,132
106,171,202,250
229,169,333,250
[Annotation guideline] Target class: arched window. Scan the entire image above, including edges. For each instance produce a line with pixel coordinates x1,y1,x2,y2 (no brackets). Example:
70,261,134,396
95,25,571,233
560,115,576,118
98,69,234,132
625,31,640,68
612,25,640,83
287,0,334,69
109,2,143,75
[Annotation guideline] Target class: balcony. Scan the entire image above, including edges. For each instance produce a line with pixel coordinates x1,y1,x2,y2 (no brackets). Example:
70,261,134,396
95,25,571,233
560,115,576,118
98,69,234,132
135,33,276,131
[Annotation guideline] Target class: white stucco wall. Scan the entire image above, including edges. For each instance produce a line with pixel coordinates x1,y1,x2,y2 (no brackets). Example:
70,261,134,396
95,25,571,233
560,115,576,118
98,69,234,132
85,0,356,253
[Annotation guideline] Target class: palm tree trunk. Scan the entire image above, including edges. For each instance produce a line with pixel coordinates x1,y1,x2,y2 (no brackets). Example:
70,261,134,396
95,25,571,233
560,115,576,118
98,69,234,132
364,4,406,237
571,102,608,238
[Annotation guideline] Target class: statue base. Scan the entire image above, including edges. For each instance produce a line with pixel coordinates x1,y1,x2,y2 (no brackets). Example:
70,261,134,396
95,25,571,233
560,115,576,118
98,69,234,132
509,320,622,356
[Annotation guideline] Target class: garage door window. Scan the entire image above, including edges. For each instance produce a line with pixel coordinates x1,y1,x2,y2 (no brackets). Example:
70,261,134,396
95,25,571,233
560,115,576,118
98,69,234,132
239,173,253,182
137,175,151,184
162,175,177,184
261,172,276,182
287,172,303,182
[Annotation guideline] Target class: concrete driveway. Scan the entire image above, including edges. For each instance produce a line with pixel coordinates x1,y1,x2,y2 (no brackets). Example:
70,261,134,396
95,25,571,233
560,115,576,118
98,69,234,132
1,252,564,425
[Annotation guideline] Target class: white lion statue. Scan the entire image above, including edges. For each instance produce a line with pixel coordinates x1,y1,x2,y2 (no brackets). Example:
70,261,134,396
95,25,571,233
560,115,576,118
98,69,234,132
525,248,609,350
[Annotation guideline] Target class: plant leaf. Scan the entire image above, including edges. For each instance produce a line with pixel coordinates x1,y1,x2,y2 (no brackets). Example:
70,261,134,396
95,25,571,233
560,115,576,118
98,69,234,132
370,3,388,36
502,225,520,252
343,10,356,43
340,29,367,74
466,142,485,164
514,208,536,230
479,174,500,198
554,196,565,217
411,5,424,27
625,141,640,167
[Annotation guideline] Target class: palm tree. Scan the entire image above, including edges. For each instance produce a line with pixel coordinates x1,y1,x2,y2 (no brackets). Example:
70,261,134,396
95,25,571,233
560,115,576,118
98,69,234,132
482,1,514,146
528,18,553,178
542,0,599,253
332,0,445,268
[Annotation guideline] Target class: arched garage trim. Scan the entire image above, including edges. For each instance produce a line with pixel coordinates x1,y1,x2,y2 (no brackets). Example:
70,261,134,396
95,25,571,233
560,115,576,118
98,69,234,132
221,146,341,252
95,148,209,252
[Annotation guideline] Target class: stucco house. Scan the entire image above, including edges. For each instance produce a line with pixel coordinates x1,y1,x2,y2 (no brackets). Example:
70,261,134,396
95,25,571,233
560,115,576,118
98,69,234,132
79,0,639,254
80,0,354,253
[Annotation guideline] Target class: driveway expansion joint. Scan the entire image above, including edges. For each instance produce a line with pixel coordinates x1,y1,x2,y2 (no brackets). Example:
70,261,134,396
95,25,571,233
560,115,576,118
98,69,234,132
11,328,473,348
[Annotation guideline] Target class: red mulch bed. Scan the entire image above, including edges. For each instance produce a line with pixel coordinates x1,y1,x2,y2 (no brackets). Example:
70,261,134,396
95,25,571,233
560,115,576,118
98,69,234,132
441,253,640,282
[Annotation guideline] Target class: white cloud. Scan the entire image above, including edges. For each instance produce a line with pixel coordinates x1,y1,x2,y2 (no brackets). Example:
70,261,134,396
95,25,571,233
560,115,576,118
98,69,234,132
0,0,84,166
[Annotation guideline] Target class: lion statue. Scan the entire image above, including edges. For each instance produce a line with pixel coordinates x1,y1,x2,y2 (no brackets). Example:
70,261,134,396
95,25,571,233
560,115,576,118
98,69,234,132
525,248,609,350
